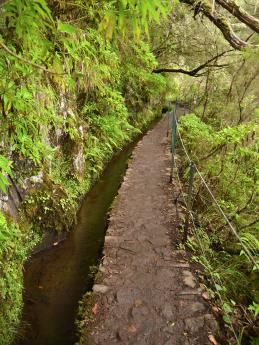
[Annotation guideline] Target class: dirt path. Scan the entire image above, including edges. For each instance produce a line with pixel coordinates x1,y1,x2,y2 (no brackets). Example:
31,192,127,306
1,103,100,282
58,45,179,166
86,115,219,345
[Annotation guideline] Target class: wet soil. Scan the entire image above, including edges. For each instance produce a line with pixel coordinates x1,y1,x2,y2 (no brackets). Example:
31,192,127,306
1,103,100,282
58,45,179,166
85,115,220,345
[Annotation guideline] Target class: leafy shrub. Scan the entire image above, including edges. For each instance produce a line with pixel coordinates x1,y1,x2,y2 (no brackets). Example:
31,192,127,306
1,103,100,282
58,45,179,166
0,212,38,345
179,113,259,339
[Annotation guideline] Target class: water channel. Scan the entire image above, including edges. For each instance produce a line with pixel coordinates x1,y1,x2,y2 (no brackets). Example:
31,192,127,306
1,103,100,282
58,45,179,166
15,138,140,345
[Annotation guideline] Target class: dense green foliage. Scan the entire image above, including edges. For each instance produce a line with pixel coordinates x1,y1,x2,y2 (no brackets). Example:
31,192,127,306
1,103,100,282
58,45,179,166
178,113,258,343
0,1,168,343
179,113,258,306
0,212,39,344
148,2,259,341
0,0,258,344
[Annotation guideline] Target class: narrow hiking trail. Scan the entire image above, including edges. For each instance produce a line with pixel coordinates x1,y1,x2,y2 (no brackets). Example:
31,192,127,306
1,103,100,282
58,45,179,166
85,114,220,345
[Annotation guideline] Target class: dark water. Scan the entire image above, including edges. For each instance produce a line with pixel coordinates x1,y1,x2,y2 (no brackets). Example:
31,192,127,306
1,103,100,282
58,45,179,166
15,142,138,345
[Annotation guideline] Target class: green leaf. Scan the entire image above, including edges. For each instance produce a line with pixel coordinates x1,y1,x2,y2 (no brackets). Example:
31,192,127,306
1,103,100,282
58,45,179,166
57,21,77,34
223,302,233,314
223,315,232,325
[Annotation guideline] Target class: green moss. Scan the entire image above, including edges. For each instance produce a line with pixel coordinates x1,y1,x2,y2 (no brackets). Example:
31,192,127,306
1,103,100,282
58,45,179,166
0,213,39,345
75,291,97,345
0,1,169,343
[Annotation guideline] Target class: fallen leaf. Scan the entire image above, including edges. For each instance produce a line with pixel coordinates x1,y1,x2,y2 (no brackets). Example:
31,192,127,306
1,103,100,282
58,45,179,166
212,306,219,313
128,325,137,333
134,299,143,307
202,292,210,300
208,334,218,345
92,303,99,315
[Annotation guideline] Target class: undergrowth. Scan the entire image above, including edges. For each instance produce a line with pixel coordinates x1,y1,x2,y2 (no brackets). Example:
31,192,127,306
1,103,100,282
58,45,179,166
178,113,259,344
0,1,168,344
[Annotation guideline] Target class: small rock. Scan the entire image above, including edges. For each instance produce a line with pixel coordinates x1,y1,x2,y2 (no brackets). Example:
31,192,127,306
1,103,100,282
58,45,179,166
99,265,106,273
29,172,44,184
177,289,201,296
0,194,8,202
105,235,120,243
182,270,196,288
172,263,190,268
92,284,110,294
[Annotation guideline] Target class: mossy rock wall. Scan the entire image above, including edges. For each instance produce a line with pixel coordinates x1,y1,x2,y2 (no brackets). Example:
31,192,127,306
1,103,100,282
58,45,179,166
0,2,171,343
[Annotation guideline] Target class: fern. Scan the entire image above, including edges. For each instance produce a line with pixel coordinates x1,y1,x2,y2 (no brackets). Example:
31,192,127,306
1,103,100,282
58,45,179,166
100,0,170,39
0,156,12,193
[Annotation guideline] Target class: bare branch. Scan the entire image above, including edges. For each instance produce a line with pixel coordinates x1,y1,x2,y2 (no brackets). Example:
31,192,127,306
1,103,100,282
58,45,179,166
153,50,232,75
180,0,253,50
216,0,259,33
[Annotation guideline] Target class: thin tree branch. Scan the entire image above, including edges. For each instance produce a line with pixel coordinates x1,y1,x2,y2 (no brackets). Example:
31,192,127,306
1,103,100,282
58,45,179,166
153,50,232,75
0,42,67,75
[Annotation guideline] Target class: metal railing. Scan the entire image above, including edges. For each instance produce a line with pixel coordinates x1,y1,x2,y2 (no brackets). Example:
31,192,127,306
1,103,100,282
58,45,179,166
168,101,258,344
169,101,258,270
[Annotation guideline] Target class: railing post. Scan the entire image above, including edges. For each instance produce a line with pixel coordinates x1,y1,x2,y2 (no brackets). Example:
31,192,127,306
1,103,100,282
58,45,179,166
168,99,172,111
171,110,177,165
168,99,172,135
183,161,196,242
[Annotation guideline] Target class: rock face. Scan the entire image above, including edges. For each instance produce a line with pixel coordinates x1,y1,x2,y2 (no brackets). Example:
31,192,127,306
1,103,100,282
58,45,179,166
0,125,86,222
73,145,85,178
0,89,89,220
85,116,220,345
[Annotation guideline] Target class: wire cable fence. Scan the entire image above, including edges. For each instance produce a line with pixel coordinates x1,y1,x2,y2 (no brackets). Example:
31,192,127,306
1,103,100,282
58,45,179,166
168,101,258,344
169,101,258,270
173,157,240,343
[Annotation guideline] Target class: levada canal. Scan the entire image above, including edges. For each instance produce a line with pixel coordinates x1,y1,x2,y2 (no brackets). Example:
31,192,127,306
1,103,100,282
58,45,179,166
14,137,143,345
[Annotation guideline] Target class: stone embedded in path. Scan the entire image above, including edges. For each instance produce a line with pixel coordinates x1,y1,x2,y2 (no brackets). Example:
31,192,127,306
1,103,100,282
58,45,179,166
86,116,220,345
177,289,202,296
92,284,110,294
182,270,197,288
